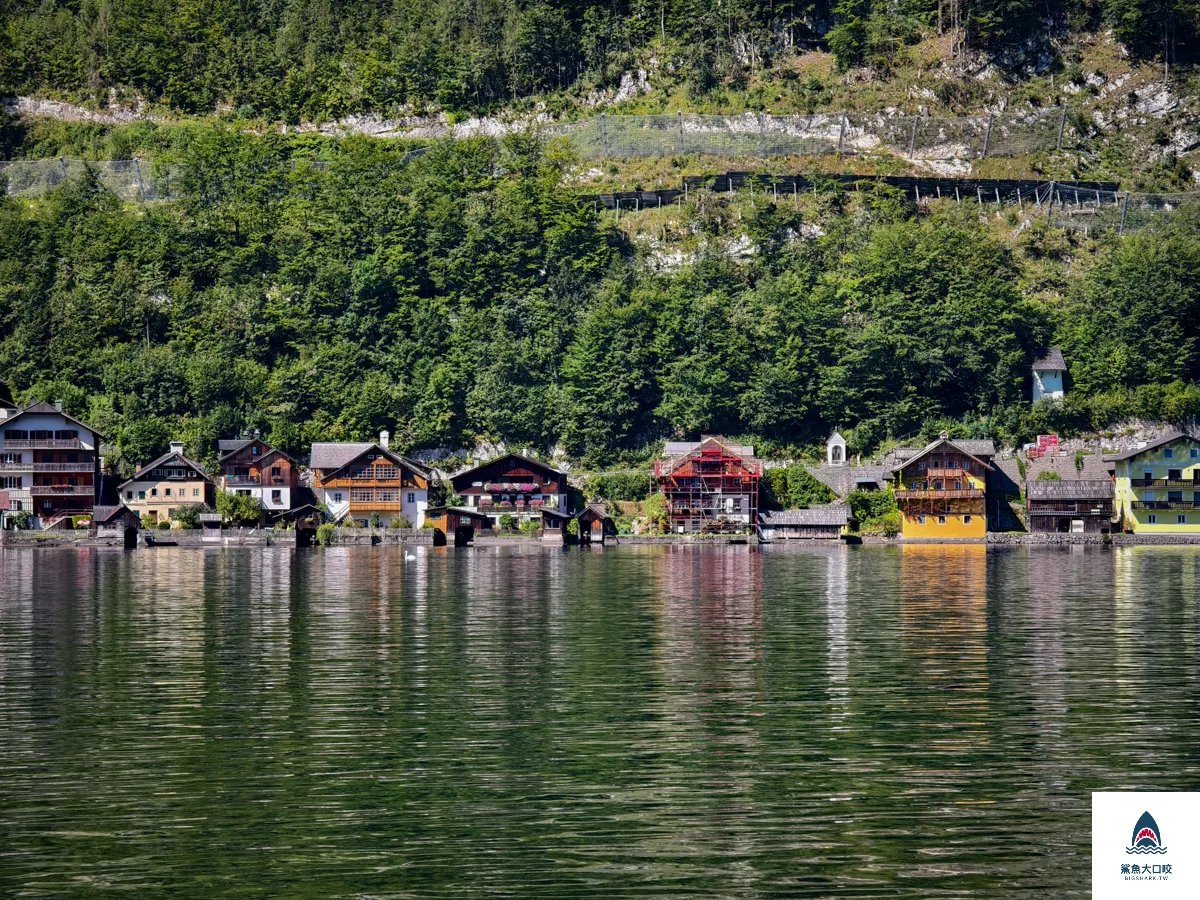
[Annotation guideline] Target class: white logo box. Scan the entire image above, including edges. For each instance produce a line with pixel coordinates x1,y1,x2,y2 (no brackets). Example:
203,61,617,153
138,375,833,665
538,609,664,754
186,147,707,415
1093,792,1200,899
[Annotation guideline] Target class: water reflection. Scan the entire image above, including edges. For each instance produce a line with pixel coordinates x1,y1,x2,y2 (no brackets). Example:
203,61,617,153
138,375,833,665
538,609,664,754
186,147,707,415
1,544,1199,897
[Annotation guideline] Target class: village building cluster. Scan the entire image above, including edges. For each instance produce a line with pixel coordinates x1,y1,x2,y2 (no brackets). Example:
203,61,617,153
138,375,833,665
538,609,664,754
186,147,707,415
3,348,1199,542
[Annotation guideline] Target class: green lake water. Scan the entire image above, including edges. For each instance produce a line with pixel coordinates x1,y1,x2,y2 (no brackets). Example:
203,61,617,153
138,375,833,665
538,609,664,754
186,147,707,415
1,544,1198,897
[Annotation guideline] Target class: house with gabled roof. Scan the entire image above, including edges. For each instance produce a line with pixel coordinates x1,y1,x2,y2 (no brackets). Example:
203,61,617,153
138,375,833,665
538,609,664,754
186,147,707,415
118,441,215,525
1105,431,1200,533
449,450,568,525
655,435,761,533
310,430,429,527
892,433,994,539
217,430,299,518
0,399,105,528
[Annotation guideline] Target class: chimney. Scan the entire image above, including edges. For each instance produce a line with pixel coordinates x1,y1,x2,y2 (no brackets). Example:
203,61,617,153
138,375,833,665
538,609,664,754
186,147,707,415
54,399,63,412
380,429,390,450
170,441,185,455
253,428,261,439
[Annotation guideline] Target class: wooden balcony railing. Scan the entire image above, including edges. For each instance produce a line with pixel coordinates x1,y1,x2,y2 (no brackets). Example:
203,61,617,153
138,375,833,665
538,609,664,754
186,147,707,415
1132,500,1200,510
1130,478,1199,488
1,439,83,450
29,484,94,495
896,488,985,500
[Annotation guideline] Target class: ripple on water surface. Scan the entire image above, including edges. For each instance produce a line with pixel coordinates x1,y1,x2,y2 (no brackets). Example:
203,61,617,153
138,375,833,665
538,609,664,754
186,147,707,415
1,543,1198,897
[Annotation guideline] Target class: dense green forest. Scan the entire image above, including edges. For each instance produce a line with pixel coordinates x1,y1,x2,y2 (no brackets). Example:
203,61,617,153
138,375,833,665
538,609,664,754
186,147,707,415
3,1,1199,121
2,131,1199,468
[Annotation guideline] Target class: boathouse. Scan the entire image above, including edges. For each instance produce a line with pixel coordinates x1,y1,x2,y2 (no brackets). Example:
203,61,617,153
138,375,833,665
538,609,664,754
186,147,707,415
1026,480,1114,533
424,506,494,546
759,505,849,540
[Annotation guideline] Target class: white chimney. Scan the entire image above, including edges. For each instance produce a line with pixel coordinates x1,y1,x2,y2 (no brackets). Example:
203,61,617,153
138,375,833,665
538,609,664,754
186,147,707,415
380,429,389,450
1136,440,1148,450
169,441,185,455
54,399,63,412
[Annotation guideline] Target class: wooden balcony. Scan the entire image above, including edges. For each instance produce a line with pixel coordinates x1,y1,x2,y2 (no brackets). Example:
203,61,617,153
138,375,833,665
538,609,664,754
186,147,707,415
1131,478,1199,488
29,484,95,495
30,462,95,472
1,439,83,450
1132,500,1200,510
896,488,985,500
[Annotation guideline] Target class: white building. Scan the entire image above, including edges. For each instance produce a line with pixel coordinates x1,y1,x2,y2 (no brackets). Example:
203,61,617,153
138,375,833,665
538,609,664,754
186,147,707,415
310,432,429,527
827,430,847,466
1032,348,1067,401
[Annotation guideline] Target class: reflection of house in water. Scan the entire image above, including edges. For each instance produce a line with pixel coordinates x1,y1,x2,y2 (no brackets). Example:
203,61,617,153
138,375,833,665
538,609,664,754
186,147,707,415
898,545,990,732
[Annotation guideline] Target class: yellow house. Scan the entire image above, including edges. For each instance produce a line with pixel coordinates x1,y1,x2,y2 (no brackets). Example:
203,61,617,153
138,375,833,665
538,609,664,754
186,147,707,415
1107,432,1200,533
892,435,993,539
119,442,215,525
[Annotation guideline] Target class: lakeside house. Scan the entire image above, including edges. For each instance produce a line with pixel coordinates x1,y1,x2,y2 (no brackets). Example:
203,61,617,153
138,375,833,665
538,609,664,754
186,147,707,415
759,505,849,540
217,431,299,519
310,431,429,527
118,442,215,525
0,400,104,529
1026,480,1114,533
1032,348,1067,401
423,506,493,545
450,451,568,526
655,435,762,533
892,433,995,539
1106,432,1200,534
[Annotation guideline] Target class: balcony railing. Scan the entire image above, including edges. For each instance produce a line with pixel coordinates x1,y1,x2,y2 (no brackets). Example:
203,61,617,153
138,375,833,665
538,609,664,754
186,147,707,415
896,488,985,500
0,461,32,471
29,484,94,495
1130,478,1199,488
1131,500,1200,510
1029,503,1112,515
1,439,83,450
922,467,974,478
225,475,261,485
31,462,94,472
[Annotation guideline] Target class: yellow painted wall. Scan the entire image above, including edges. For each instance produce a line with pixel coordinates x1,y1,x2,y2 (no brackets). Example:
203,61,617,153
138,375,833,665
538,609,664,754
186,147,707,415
122,478,211,522
1113,438,1200,532
900,511,987,539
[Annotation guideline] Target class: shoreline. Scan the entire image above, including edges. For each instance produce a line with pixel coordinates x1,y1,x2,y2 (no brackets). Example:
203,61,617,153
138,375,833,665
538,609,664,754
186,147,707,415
5,531,1200,549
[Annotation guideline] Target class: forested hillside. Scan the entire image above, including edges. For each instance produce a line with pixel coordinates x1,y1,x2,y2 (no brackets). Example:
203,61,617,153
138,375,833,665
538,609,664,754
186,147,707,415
3,1,1199,121
2,131,1199,469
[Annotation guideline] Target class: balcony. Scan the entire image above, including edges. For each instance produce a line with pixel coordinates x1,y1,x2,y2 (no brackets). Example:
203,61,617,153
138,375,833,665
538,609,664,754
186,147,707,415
922,467,974,478
225,475,262,485
31,462,94,473
1131,500,1200,510
1,439,83,450
1130,478,1199,488
896,488,985,500
1029,503,1112,515
29,484,94,495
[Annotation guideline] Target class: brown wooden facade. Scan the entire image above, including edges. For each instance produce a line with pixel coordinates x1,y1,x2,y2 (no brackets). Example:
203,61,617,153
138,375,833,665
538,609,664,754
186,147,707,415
312,445,429,526
451,452,568,520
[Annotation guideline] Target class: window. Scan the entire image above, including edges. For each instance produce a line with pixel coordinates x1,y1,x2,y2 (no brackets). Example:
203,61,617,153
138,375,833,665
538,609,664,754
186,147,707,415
1164,448,1174,459
375,489,398,502
964,515,972,524
252,446,260,456
1169,491,1183,502
1192,448,1198,459
351,488,373,502
271,490,282,503
271,467,280,477
333,492,343,503
237,490,250,496
917,515,926,525
937,516,947,525
1149,515,1157,524
1145,491,1156,501
406,492,415,504
1169,469,1183,481
193,489,199,498
126,491,132,500
138,491,146,500
918,462,926,471
150,488,157,497
1178,515,1187,525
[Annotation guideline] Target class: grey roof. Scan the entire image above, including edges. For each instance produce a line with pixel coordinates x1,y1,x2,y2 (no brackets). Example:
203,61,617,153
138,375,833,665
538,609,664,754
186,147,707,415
761,505,850,526
309,442,376,471
91,505,130,523
805,464,890,497
453,451,566,480
1024,453,1113,482
1104,431,1200,462
0,400,107,440
1027,479,1114,500
218,438,251,453
891,437,995,473
118,449,212,489
1033,347,1067,371
664,435,754,458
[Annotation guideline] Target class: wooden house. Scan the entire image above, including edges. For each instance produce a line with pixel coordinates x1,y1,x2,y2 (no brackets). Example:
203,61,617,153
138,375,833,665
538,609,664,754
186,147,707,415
892,434,994,539
310,432,429,527
759,505,849,540
576,504,615,543
1026,480,1114,533
450,451,568,525
0,400,105,529
217,432,299,518
655,435,761,533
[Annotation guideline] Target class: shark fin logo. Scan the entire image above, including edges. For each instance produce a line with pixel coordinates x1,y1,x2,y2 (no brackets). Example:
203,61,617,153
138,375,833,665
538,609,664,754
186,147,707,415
1127,811,1168,855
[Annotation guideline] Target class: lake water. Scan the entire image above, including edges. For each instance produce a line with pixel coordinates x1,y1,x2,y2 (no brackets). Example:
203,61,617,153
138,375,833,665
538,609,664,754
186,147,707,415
1,544,1198,897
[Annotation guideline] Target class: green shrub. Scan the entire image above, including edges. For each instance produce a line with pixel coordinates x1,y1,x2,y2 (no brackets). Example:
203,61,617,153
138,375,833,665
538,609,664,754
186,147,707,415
369,511,381,528
519,519,540,533
644,493,668,533
171,503,207,529
847,489,897,523
763,465,835,510
156,520,171,530
71,514,91,529
583,472,652,503
216,490,261,525
316,523,336,545
498,513,516,531
1036,471,1062,481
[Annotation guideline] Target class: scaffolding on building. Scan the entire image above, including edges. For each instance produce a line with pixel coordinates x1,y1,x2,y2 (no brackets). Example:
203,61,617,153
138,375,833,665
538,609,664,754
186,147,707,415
654,437,762,533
